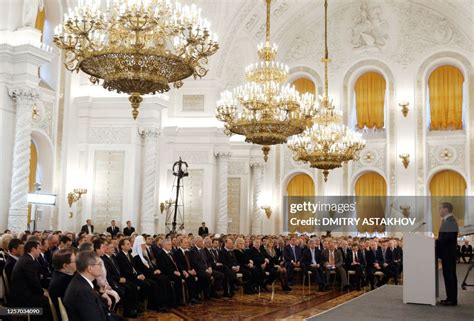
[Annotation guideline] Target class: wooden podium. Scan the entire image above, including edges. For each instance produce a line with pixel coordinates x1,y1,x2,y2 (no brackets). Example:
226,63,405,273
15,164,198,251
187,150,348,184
403,233,438,306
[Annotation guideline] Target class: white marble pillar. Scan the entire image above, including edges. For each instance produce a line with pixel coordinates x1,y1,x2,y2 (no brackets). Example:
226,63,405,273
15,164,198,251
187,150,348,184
214,152,231,234
250,161,264,234
7,87,39,231
139,129,159,235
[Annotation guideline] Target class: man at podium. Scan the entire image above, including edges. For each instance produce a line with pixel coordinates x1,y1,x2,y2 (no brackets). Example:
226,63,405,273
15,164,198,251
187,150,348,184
435,202,459,306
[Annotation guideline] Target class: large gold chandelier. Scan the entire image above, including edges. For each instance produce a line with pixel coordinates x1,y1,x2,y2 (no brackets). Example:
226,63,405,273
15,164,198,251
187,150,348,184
215,0,315,162
54,0,218,119
288,0,365,181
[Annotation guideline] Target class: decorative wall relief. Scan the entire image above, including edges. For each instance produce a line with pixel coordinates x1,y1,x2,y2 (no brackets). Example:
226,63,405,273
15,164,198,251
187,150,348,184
227,177,241,234
88,127,131,144
228,161,249,175
174,150,210,164
351,1,389,50
428,143,465,172
32,100,53,138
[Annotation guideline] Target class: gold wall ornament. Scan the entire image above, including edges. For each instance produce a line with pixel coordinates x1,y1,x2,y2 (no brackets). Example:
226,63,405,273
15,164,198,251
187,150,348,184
399,102,409,117
363,151,375,162
399,205,411,217
440,148,453,161
216,0,316,162
32,104,40,120
261,206,272,219
67,188,87,208
287,0,365,182
399,154,410,168
54,0,218,120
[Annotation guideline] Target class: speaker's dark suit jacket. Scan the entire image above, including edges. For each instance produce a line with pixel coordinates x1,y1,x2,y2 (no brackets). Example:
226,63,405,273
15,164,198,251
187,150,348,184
63,273,110,321
436,214,459,302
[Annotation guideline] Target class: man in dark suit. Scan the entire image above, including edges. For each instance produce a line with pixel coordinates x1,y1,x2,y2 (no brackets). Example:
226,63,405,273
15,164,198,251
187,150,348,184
198,222,209,237
101,240,139,318
123,221,135,236
204,237,236,297
321,240,348,289
436,202,459,306
460,240,472,263
344,243,364,290
4,238,23,283
49,249,76,320
172,237,200,302
106,220,120,238
63,250,119,321
81,219,94,234
302,238,325,291
366,240,388,289
10,240,52,320
283,236,302,285
156,238,187,305
188,236,223,299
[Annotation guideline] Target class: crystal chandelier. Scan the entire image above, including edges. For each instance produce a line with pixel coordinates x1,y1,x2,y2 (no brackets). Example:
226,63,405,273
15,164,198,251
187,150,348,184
288,0,365,182
216,0,315,162
54,0,219,119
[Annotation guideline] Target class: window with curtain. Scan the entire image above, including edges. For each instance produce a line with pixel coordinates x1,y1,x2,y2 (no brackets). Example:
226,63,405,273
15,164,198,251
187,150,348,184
355,172,386,233
287,173,315,233
428,65,464,130
429,170,466,235
292,78,316,96
354,71,386,129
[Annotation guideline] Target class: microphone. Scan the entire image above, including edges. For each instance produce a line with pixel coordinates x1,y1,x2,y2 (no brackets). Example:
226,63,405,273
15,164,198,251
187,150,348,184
411,221,426,233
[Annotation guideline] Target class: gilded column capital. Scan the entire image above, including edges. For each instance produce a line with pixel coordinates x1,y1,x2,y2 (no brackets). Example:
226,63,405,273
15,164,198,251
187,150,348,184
8,87,39,104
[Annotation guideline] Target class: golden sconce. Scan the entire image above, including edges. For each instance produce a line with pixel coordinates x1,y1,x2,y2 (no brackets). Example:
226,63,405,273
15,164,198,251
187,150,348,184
399,154,410,169
67,188,87,207
399,102,409,117
160,200,173,213
261,206,272,219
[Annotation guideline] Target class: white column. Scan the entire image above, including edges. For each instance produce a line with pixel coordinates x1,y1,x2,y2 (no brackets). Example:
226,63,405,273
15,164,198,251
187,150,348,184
7,87,38,232
214,152,231,234
139,129,159,234
250,161,264,234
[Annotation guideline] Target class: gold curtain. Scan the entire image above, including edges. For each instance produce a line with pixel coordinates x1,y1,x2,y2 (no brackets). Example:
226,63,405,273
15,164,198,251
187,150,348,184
35,7,46,35
28,142,38,225
292,78,316,96
355,172,386,233
354,72,386,129
428,65,464,130
429,170,466,235
287,174,315,233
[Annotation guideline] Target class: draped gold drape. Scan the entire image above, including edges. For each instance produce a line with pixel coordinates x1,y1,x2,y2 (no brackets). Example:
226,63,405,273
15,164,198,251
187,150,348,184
28,142,38,224
292,78,316,95
287,174,315,233
354,72,386,129
35,7,46,34
429,170,466,235
428,65,464,130
355,172,386,233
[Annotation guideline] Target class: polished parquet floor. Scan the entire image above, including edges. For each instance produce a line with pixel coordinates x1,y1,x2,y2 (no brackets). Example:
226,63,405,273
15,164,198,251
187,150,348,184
129,284,365,321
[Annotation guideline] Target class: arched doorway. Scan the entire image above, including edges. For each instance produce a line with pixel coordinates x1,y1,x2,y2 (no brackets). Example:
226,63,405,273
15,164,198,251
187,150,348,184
287,173,315,233
429,170,466,235
355,172,387,233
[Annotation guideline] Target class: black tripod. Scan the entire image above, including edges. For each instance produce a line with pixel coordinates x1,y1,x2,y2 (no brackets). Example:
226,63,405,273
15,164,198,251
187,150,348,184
165,158,188,234
461,255,473,290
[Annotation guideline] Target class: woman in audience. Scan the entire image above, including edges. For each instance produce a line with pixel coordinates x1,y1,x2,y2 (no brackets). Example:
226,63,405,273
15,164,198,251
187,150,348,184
234,238,258,293
264,238,291,291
